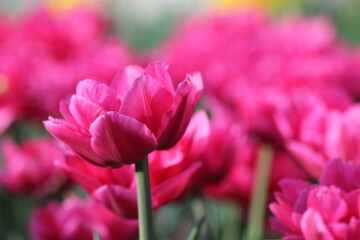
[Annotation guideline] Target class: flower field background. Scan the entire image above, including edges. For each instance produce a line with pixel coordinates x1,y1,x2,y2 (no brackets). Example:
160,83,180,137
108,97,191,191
1,0,360,239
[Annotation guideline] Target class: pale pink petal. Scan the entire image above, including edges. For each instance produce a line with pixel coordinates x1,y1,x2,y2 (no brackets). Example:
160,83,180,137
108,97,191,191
111,65,144,97
76,79,121,111
120,75,173,134
307,186,347,222
69,95,104,129
323,112,343,160
89,112,157,167
59,101,76,124
144,62,175,94
93,185,138,219
327,222,348,240
300,209,335,240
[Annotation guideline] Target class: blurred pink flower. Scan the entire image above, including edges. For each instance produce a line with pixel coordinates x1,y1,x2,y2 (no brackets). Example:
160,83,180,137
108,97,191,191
282,104,360,178
0,137,67,197
157,10,357,143
30,197,138,240
0,7,132,120
45,62,203,167
270,159,360,240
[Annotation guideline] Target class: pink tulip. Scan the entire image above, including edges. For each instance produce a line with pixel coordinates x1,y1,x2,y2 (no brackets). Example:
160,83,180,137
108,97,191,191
45,62,203,167
29,197,138,240
157,10,356,144
282,105,360,178
0,137,67,197
270,159,360,239
56,111,206,218
0,7,132,120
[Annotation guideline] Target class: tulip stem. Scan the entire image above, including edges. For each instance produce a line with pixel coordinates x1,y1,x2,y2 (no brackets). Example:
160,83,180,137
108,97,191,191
135,157,154,240
245,144,273,240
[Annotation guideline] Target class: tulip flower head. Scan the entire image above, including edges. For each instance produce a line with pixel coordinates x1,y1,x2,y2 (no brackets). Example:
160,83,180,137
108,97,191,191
270,159,360,240
44,62,203,168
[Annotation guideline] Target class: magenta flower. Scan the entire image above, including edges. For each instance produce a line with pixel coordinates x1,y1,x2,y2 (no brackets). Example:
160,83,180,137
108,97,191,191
56,111,207,218
30,197,138,240
44,62,203,167
270,159,360,240
0,137,67,197
282,105,360,178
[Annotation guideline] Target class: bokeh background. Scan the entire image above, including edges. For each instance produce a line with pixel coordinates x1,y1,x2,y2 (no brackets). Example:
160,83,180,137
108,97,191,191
1,0,360,239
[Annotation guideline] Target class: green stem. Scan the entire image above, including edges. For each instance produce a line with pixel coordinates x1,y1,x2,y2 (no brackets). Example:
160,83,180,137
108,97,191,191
245,144,273,240
135,157,154,240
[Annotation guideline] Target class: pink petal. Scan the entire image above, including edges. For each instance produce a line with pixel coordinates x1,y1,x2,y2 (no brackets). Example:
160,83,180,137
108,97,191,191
144,62,175,94
300,209,335,240
349,217,360,239
93,185,138,219
44,118,105,166
55,159,101,194
343,190,360,220
269,202,300,235
152,162,201,208
120,75,173,134
111,65,144,97
320,159,360,192
307,186,347,222
157,72,203,149
89,112,157,167
69,95,104,129
76,79,121,111
287,140,325,178
60,101,76,123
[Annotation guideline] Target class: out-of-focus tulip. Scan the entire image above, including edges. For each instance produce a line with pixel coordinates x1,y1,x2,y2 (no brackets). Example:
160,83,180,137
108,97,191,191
157,10,357,144
281,105,360,178
270,159,360,240
45,62,203,168
0,7,131,120
29,197,138,240
0,137,67,197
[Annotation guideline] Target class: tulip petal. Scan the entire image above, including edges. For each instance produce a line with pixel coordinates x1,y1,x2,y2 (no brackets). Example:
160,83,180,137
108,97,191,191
90,112,157,166
93,185,138,219
320,159,360,192
76,79,121,111
69,95,104,129
111,65,144,97
287,140,325,178
55,159,102,194
152,162,201,208
300,209,334,240
157,73,203,149
144,62,174,94
120,75,173,134
44,118,105,166
59,101,76,123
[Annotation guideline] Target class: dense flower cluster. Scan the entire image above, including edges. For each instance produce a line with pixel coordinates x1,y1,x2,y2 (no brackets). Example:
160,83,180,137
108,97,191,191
270,159,360,239
1,4,360,240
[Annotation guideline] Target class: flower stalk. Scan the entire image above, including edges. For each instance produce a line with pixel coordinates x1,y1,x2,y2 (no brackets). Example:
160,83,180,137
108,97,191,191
135,157,154,240
245,144,273,240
